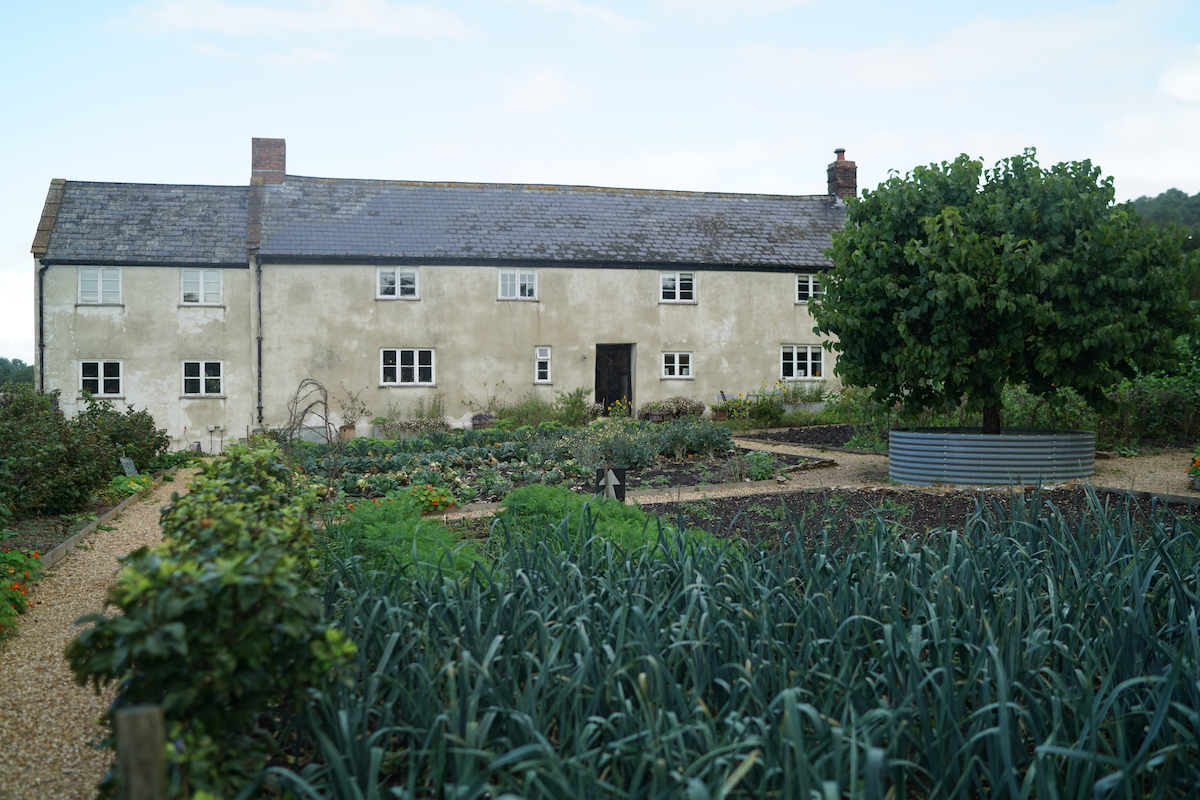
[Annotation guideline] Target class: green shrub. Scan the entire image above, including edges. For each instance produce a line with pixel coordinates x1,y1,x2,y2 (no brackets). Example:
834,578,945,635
67,444,354,798
77,394,170,473
496,484,673,552
0,384,113,518
97,473,156,506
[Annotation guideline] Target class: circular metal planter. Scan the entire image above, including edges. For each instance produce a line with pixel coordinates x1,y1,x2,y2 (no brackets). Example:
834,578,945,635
889,428,1095,486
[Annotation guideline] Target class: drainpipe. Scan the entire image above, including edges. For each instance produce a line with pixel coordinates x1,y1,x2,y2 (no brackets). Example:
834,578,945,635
255,254,264,425
36,262,49,392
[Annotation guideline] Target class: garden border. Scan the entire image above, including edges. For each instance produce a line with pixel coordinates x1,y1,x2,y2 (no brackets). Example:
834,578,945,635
732,428,889,456
39,467,181,570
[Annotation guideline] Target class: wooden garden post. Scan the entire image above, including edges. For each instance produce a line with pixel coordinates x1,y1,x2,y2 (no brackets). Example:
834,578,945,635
115,704,166,800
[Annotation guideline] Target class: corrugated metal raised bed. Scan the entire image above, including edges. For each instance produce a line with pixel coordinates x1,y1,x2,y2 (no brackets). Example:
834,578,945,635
889,428,1095,486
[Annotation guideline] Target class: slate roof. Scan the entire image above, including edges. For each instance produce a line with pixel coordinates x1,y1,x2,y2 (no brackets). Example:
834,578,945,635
260,176,844,268
38,175,845,269
41,182,249,265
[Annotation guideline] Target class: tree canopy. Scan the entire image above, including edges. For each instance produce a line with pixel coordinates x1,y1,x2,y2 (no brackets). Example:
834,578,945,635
0,358,34,386
812,149,1197,435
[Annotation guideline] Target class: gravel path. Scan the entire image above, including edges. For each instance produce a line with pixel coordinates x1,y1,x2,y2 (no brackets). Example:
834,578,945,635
0,471,197,800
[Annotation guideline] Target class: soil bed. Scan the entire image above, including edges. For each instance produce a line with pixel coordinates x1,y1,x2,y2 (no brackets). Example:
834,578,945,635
620,449,820,490
638,486,1200,548
739,424,867,449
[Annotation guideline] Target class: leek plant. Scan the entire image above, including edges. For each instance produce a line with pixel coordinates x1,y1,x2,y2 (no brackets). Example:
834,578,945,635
269,490,1200,799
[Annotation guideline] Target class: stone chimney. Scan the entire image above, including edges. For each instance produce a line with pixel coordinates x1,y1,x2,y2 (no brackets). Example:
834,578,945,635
252,138,286,185
827,148,857,199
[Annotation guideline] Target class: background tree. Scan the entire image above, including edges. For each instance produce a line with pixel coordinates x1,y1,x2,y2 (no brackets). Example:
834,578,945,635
0,357,34,386
1133,187,1200,298
813,149,1197,435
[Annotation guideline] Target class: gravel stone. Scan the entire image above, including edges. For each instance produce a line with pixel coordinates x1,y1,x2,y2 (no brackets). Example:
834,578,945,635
0,470,198,800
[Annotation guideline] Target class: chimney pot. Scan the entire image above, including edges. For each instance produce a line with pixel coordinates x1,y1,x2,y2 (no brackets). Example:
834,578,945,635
827,148,857,199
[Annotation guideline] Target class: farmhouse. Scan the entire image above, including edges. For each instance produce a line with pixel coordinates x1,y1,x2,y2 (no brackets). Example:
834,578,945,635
31,139,855,450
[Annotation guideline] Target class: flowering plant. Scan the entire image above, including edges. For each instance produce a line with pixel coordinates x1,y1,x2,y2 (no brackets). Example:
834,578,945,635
1188,454,1200,483
1,545,43,637
405,484,457,514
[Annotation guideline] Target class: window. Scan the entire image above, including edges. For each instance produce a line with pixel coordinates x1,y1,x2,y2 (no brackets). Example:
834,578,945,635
81,360,122,395
378,267,418,299
660,272,695,303
382,348,435,385
181,269,222,305
781,345,823,379
183,361,223,396
796,273,824,303
535,347,551,383
662,352,692,378
499,268,537,300
79,267,121,304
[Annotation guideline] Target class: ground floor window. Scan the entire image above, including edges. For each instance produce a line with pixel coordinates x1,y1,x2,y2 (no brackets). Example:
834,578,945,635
535,346,551,383
781,345,822,379
183,361,223,396
382,348,435,385
662,352,692,378
81,360,122,395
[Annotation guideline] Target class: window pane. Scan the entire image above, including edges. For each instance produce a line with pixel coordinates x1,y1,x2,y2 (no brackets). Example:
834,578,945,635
204,362,221,378
418,350,432,366
184,362,200,378
101,269,120,303
398,269,416,296
80,270,97,303
103,362,120,378
205,379,221,394
679,354,691,376
501,271,515,297
401,351,414,367
83,378,99,393
103,379,120,394
418,365,432,383
203,272,221,303
184,378,200,394
661,274,676,300
679,274,694,301
400,365,414,383
82,362,99,378
379,269,396,296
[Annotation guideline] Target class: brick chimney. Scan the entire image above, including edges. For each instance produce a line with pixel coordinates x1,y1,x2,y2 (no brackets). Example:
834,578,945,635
827,148,856,199
252,138,286,185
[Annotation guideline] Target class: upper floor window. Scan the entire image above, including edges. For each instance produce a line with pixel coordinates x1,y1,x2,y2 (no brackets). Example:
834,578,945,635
81,360,122,396
79,267,121,305
796,273,824,303
181,269,222,305
660,272,695,303
183,361,223,396
535,346,551,383
499,268,537,300
781,345,823,379
378,267,418,299
382,348,435,386
662,352,692,378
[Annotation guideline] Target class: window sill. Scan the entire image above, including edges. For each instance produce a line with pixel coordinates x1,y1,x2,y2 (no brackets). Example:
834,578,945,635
80,394,124,399
781,378,823,382
181,395,226,399
376,296,420,301
379,384,437,388
661,376,694,380
76,303,124,308
178,304,226,309
533,381,553,385
497,297,539,302
659,300,697,305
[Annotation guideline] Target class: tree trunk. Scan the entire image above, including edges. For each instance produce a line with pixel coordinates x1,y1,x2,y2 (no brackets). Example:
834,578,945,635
982,405,1002,436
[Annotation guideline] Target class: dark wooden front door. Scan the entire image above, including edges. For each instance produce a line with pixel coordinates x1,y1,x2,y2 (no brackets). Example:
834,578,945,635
595,344,632,412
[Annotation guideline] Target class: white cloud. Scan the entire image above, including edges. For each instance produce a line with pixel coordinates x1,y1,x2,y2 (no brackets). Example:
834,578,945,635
521,0,641,36
501,65,589,113
131,0,479,39
734,6,1142,90
660,0,815,16
1159,45,1200,103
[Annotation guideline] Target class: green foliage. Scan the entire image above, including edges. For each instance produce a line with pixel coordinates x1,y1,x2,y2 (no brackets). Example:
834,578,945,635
146,448,204,472
0,358,34,385
273,492,1200,798
0,538,43,638
815,149,1198,433
1134,186,1200,258
323,494,484,576
66,444,354,798
77,393,171,473
497,484,675,553
97,473,156,506
0,384,113,518
491,387,601,430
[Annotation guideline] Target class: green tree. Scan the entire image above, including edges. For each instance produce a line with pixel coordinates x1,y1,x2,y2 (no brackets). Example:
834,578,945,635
813,149,1197,435
0,358,34,386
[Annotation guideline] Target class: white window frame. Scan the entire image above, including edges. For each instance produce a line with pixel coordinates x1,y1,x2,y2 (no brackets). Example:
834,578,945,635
180,268,223,305
381,348,436,386
79,267,122,305
498,268,537,300
182,361,224,397
796,273,824,304
661,352,693,379
781,345,823,380
534,346,552,384
660,271,695,303
377,267,419,300
80,360,123,396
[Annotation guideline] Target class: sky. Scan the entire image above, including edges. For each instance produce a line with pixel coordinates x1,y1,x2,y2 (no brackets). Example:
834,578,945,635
3,0,1200,364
